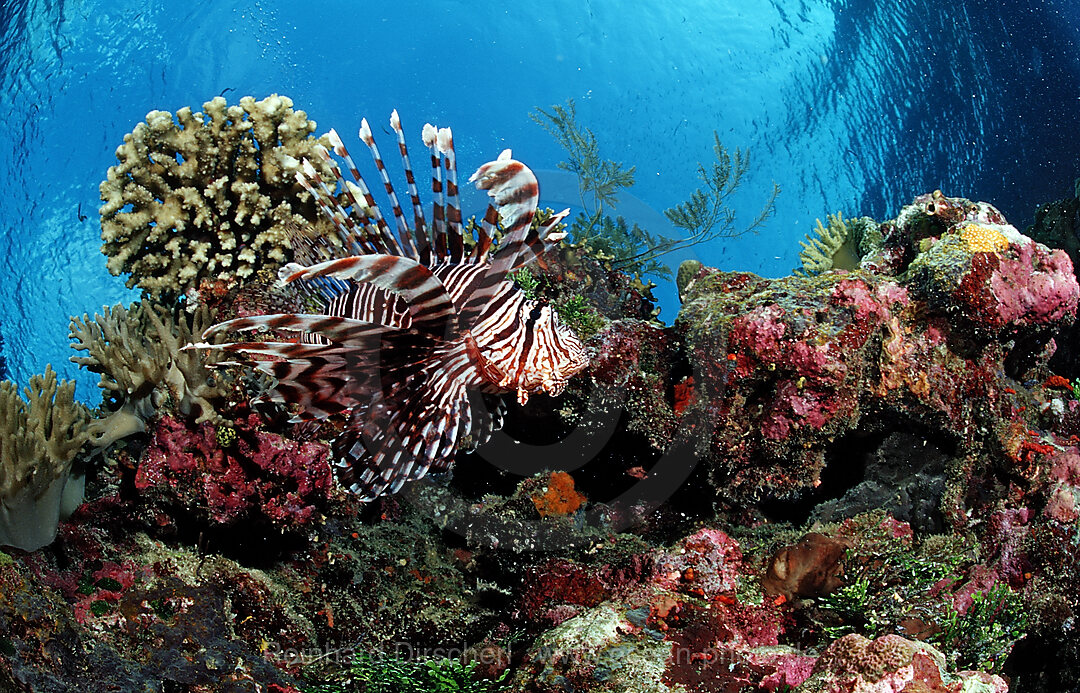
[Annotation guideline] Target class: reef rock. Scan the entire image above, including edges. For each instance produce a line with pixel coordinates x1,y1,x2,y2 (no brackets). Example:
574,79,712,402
674,192,1079,504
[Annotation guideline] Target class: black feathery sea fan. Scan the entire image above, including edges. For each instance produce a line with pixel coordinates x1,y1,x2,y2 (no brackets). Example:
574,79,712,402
189,110,590,501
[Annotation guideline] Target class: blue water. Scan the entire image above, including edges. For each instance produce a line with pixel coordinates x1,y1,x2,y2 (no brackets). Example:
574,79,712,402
2,0,1078,400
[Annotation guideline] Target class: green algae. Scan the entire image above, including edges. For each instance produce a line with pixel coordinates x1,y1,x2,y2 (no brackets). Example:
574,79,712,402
301,653,509,693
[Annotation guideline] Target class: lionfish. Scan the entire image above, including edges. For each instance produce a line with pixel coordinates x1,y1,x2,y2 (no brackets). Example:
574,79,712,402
191,111,589,501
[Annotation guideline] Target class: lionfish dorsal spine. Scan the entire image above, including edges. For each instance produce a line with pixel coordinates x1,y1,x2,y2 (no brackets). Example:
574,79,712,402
436,127,466,263
326,128,405,257
317,140,386,254
422,123,450,261
358,117,420,261
297,157,378,257
390,109,432,264
456,154,562,324
470,198,500,264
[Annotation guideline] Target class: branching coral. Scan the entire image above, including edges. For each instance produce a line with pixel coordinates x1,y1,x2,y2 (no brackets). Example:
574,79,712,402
99,94,337,298
0,366,90,551
69,302,229,447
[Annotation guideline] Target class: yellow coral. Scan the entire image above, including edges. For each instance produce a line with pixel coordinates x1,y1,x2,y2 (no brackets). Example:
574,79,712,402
99,95,338,298
0,367,90,550
69,302,229,447
959,223,1010,254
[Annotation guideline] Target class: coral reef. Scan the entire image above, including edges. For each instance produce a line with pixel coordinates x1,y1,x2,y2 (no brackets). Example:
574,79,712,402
19,93,1080,692
509,517,1012,692
799,633,1007,692
0,367,89,551
69,301,232,446
99,94,336,298
669,192,1078,503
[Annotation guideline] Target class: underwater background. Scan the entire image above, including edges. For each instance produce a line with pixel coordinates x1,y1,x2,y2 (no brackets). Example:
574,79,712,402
1,0,1079,398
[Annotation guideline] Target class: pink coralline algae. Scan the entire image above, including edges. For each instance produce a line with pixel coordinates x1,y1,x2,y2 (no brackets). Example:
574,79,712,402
136,414,332,528
676,271,910,500
988,242,1078,326
652,527,743,598
519,552,654,625
1043,446,1080,522
881,192,1079,334
914,225,1080,333
513,527,800,692
799,633,1007,693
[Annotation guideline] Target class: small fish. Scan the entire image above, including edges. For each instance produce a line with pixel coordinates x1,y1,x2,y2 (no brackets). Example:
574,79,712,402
190,111,589,501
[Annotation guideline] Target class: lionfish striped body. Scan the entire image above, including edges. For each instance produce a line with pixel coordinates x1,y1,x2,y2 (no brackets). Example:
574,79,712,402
192,111,589,500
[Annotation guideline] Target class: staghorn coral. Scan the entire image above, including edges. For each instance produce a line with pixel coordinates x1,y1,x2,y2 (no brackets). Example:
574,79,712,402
69,302,230,446
99,94,337,298
0,367,90,551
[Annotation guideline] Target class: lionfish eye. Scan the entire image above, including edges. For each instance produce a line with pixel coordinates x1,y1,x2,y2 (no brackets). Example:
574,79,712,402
528,305,543,321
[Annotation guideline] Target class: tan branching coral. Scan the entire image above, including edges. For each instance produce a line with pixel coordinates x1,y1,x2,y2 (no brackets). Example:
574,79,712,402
0,366,90,551
798,212,882,275
69,302,229,447
99,94,337,298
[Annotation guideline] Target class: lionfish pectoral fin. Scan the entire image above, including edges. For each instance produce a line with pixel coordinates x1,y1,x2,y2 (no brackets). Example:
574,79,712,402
196,313,401,344
459,392,506,452
462,330,510,389
332,375,469,501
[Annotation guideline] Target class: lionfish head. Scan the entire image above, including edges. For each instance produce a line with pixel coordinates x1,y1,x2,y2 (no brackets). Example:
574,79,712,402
489,299,590,405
